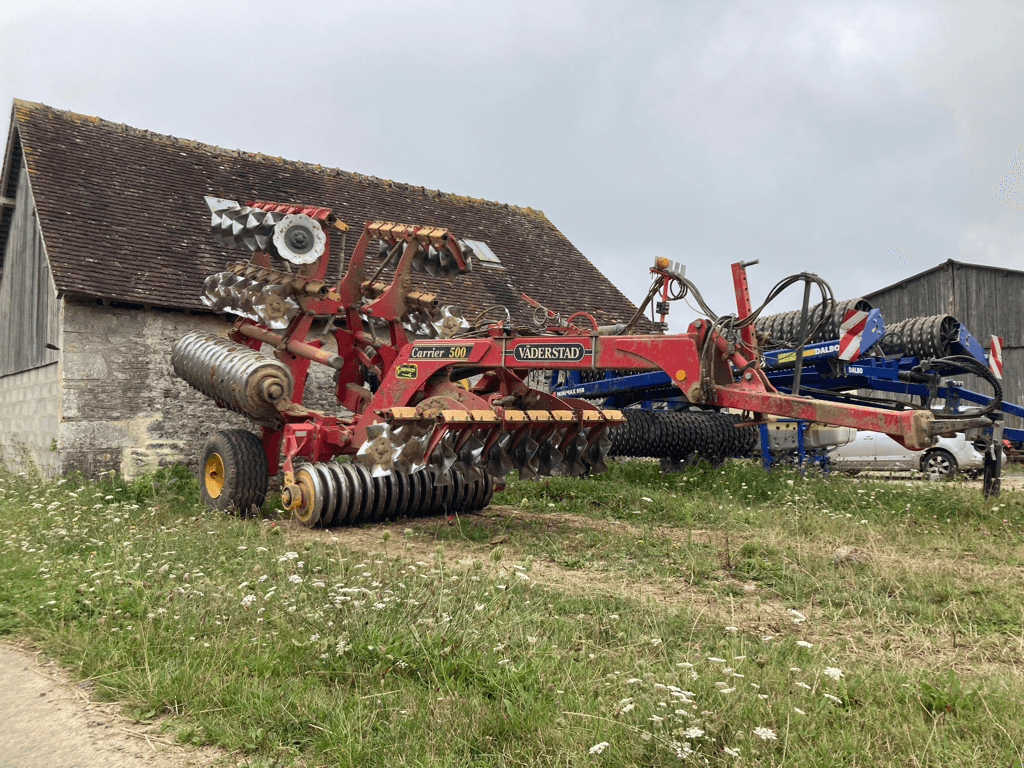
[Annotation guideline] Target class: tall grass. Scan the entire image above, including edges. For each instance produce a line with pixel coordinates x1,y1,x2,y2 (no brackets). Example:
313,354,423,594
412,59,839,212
2,461,1023,766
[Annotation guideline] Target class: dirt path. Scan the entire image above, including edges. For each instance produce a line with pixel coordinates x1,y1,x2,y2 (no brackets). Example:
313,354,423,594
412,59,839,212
0,642,225,768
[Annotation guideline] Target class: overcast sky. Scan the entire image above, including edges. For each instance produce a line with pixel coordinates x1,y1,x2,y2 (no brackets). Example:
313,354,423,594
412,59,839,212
1,0,1021,330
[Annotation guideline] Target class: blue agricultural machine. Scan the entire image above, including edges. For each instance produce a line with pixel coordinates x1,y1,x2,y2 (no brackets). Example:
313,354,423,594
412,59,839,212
549,260,1010,495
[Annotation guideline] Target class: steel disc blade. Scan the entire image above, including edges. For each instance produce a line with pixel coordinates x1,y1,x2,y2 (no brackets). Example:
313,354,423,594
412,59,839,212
431,466,454,487
535,438,564,477
509,435,540,480
424,246,442,277
394,431,431,474
459,435,486,465
484,433,515,480
559,432,589,477
583,433,613,475
410,249,427,273
252,285,299,329
356,423,400,477
428,437,457,481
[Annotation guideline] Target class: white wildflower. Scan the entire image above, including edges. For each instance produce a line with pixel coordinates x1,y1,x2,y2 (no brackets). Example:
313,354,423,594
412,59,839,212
683,727,704,739
724,626,738,633
795,682,812,690
794,707,806,715
824,693,843,704
707,657,726,663
240,594,256,607
823,667,844,681
288,574,302,584
752,726,777,740
589,741,609,755
724,746,740,756
795,640,813,649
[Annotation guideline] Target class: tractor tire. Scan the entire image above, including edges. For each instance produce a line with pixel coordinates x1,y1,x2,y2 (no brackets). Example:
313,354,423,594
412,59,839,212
921,449,957,481
200,430,269,515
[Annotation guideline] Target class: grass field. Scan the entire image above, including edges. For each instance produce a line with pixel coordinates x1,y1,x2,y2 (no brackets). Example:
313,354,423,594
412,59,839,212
2,460,1023,767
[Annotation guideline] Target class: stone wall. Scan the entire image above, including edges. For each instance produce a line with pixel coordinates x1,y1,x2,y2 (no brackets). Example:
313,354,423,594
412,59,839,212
0,363,60,477
58,301,340,478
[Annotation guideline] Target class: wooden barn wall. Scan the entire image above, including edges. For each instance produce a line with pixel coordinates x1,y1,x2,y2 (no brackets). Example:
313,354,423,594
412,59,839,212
867,263,1024,429
950,265,1024,348
0,161,59,377
866,267,953,324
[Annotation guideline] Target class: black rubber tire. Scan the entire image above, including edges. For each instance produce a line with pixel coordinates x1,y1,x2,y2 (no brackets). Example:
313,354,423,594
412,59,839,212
921,449,957,481
199,430,269,515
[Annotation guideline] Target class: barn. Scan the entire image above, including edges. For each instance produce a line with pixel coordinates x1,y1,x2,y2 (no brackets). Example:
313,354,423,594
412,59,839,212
864,259,1022,426
0,100,646,479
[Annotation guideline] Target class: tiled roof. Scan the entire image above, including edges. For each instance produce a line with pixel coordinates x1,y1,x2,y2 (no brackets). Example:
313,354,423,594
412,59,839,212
8,99,647,329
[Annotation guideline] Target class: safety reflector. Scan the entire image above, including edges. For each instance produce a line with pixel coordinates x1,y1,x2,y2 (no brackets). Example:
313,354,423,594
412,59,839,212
989,335,1003,379
838,309,869,362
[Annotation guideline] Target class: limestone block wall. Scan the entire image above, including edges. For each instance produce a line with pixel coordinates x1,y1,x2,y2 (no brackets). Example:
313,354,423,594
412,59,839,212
0,363,60,477
58,301,340,478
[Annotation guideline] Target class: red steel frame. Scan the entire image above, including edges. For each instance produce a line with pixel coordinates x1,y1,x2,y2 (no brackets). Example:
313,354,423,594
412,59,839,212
214,201,988,508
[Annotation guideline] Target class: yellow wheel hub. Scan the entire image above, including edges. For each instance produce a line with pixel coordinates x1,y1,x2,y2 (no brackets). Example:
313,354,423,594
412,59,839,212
293,472,316,523
204,453,225,499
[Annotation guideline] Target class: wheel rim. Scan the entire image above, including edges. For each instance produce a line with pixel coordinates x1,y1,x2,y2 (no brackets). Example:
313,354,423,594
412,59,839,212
293,467,323,526
204,453,225,499
925,454,951,479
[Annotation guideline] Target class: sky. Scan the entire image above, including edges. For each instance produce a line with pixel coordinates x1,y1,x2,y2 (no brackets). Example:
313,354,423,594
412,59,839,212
1,0,1022,330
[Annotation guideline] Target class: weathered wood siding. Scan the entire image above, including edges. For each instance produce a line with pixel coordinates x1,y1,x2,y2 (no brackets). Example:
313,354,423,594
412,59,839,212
0,154,59,376
866,266,954,324
867,261,1024,428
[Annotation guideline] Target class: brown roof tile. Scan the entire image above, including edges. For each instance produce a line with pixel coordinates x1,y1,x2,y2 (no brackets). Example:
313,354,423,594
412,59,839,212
9,100,647,329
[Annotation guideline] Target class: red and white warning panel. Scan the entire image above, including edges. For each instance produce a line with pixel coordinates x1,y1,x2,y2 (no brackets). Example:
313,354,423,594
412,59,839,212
989,335,1003,379
838,309,870,362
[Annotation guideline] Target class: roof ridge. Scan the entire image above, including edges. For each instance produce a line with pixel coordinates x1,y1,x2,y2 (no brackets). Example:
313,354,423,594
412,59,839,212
11,98,549,220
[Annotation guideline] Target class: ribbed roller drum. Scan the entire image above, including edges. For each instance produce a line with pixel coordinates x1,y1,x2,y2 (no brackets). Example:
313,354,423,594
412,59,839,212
291,461,496,528
608,409,757,465
171,331,293,422
880,315,959,359
756,298,872,346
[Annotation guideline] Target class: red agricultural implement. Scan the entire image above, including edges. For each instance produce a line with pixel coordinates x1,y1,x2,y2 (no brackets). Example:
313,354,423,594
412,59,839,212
172,198,994,525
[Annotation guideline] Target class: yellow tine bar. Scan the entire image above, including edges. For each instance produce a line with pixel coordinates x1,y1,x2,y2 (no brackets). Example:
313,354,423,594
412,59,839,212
440,409,474,424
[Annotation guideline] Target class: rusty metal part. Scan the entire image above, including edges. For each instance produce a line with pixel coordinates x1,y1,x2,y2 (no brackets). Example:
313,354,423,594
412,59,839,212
360,280,440,312
171,331,293,422
234,323,345,370
226,262,330,298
